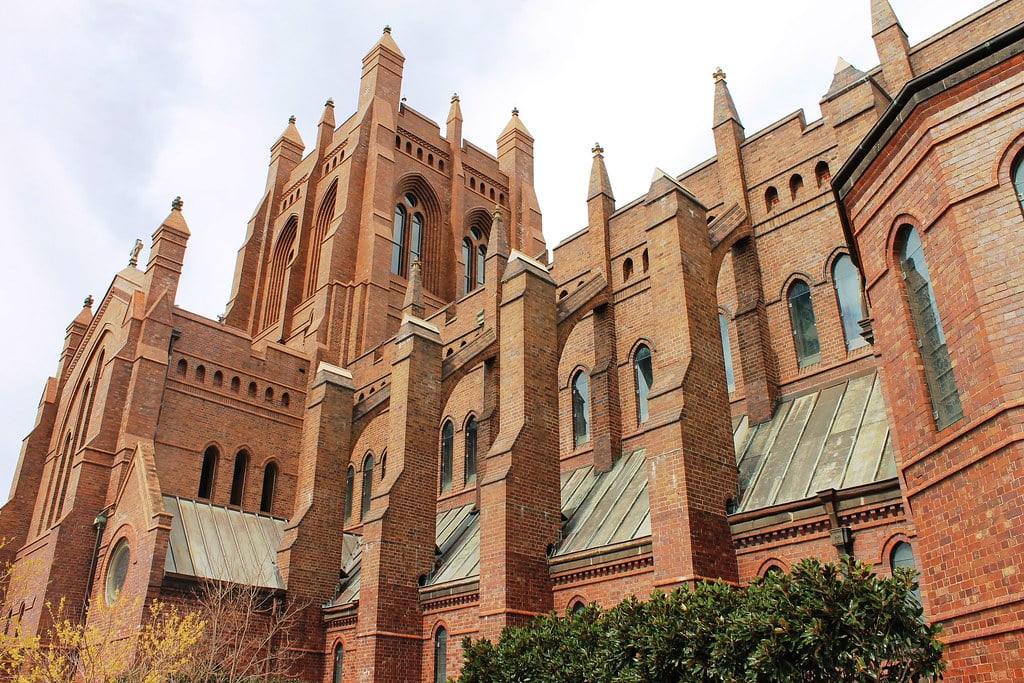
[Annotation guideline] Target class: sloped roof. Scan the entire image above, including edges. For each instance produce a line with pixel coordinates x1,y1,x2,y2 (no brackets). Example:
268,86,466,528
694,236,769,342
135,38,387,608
334,532,363,605
555,448,650,556
427,504,480,585
163,496,285,589
732,371,896,513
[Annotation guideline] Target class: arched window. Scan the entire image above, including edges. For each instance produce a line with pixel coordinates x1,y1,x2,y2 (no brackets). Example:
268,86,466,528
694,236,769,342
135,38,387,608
440,421,454,492
789,174,803,200
306,180,337,296
634,345,654,425
719,313,736,393
476,245,486,287
765,186,779,212
344,465,355,525
891,541,921,605
815,161,831,187
198,446,218,499
380,450,387,479
332,644,344,683
230,451,248,506
195,365,205,383
899,227,963,429
361,454,374,520
787,280,821,368
260,462,277,514
231,376,240,393
571,370,590,447
263,217,297,328
623,258,634,281
177,359,187,376
642,249,649,272
392,194,424,277
832,255,868,351
433,626,448,683
392,204,407,275
213,371,223,387
462,238,473,294
1013,153,1024,208
464,417,478,484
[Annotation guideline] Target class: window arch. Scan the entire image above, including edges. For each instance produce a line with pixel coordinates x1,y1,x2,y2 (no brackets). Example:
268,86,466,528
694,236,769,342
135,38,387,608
391,194,424,277
263,217,297,329
898,226,963,429
789,174,803,200
765,186,779,212
213,370,223,387
461,222,488,295
719,313,736,393
198,446,218,499
571,370,590,447
890,541,921,605
230,451,249,506
832,255,868,351
176,359,187,376
306,180,337,296
344,465,355,525
433,626,448,683
787,280,821,368
634,344,654,425
569,600,586,615
1013,152,1024,208
464,417,478,484
815,160,831,187
623,257,634,281
361,454,374,520
440,421,454,492
195,365,205,383
260,462,277,514
332,643,344,683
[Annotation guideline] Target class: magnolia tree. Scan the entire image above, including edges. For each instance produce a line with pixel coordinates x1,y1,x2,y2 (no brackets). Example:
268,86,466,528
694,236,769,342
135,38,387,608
458,557,944,682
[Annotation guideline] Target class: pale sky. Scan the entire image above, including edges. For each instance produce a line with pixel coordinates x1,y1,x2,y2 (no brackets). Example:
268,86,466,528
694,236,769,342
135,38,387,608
0,0,991,498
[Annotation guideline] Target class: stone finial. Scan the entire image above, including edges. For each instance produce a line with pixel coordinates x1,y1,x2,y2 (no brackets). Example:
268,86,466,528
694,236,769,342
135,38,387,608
325,97,334,107
288,114,296,124
511,107,519,116
713,67,726,82
451,93,459,103
171,195,183,211
84,295,94,308
383,25,391,34
592,142,604,156
129,238,144,267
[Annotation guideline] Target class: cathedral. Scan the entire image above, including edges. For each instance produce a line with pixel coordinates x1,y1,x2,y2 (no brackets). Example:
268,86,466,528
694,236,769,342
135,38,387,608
2,1,1023,680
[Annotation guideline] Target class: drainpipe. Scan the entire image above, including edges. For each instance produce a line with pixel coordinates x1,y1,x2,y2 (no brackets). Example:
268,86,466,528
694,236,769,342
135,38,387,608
82,506,112,617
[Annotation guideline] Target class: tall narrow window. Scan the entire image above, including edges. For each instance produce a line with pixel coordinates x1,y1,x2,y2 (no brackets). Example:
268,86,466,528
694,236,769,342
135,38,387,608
476,245,486,286
464,417,478,484
462,238,473,294
899,227,963,429
230,451,248,506
833,255,868,351
198,447,218,499
1014,154,1024,208
765,186,779,212
634,345,654,425
433,626,448,683
787,281,821,368
440,421,454,492
571,370,590,447
361,454,374,520
332,644,344,683
891,541,922,605
344,465,355,525
411,212,424,264
260,462,277,514
719,313,736,393
391,204,407,275
263,217,297,329
815,160,831,187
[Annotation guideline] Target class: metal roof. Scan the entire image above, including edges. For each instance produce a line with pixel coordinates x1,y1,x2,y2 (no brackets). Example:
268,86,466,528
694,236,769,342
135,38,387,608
555,448,650,556
733,371,895,513
163,496,286,589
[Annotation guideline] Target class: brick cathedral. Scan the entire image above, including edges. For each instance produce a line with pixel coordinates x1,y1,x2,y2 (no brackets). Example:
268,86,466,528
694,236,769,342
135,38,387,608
2,1,1023,680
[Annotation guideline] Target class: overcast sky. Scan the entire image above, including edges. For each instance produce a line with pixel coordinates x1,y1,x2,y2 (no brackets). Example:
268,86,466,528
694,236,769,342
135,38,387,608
0,0,990,498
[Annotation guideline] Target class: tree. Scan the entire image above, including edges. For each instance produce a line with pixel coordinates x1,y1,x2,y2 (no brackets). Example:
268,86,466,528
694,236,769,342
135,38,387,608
457,557,944,682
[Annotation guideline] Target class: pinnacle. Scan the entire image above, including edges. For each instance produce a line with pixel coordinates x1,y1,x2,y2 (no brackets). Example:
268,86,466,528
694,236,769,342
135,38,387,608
499,106,533,139
588,143,614,202
487,206,510,258
871,0,901,35
712,68,742,129
402,260,424,316
278,115,304,148
370,24,404,59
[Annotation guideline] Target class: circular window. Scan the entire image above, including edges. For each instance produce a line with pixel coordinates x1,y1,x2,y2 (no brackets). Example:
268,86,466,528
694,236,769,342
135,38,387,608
105,539,130,605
